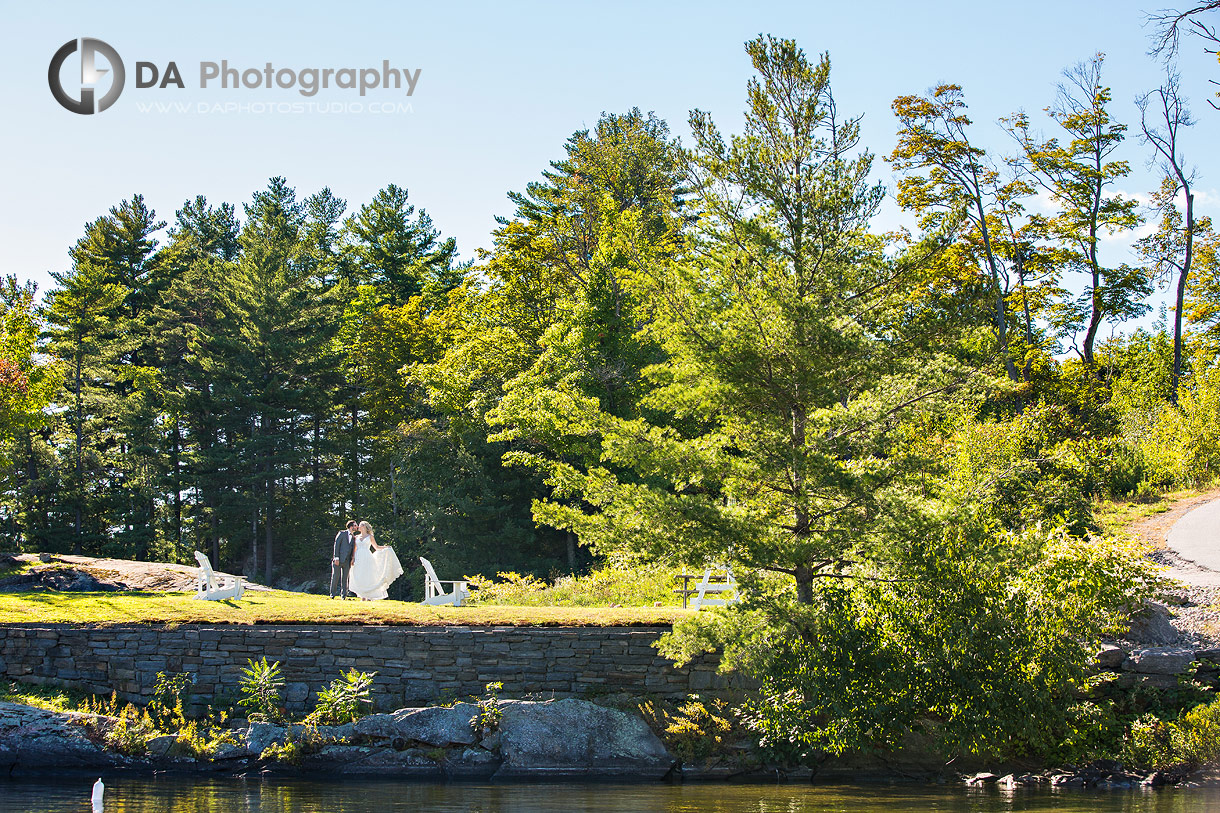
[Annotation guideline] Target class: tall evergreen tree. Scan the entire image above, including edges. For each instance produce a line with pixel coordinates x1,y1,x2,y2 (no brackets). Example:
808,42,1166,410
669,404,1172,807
494,38,965,602
345,184,456,304
40,263,126,551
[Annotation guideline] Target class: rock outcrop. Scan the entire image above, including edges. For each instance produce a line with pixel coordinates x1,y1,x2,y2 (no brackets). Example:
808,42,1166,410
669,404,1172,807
496,698,673,779
0,702,125,775
0,698,674,780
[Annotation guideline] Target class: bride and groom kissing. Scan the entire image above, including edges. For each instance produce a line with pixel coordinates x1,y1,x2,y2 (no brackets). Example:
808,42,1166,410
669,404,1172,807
330,520,404,600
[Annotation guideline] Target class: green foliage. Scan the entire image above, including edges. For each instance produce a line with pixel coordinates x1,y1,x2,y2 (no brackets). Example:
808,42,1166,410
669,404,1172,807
81,692,157,756
238,657,285,723
1004,53,1147,365
943,403,1097,533
467,561,682,607
1125,364,1220,488
660,525,1160,760
260,738,303,765
2,680,95,713
1115,700,1220,772
473,681,503,734
639,697,734,764
1122,713,1178,771
147,671,193,730
306,669,376,725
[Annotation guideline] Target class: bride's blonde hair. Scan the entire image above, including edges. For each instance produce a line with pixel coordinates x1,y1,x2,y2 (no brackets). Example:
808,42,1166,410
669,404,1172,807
358,521,374,537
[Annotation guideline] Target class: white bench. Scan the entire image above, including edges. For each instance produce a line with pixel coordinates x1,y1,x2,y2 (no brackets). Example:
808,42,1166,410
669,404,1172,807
419,557,469,607
690,566,739,610
193,551,244,600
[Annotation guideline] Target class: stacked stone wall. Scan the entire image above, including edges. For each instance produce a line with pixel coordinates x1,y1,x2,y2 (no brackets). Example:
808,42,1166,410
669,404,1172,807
0,624,735,711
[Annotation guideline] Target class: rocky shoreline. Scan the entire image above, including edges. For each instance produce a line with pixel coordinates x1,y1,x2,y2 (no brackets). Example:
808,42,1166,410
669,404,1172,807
0,698,675,781
4,698,1218,788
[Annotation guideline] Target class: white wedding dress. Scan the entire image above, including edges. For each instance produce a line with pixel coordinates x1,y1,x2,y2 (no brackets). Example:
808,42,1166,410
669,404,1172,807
348,535,404,600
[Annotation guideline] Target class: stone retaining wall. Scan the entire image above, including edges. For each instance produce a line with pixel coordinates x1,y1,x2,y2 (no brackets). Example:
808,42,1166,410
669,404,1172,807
0,624,735,711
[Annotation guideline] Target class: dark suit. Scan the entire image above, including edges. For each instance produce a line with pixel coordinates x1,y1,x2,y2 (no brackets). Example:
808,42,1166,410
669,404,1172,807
330,529,356,598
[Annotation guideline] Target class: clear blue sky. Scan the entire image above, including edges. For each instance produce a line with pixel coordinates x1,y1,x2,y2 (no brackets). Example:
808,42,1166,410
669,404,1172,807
3,0,1218,332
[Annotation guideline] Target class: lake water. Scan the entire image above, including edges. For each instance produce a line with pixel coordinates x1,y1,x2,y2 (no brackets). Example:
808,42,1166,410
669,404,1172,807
3,777,1220,813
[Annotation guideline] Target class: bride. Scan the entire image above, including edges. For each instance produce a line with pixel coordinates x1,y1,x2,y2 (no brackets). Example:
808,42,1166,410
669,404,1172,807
348,521,404,600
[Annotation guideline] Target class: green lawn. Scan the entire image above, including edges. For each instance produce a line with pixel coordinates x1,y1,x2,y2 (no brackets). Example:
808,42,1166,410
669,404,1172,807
0,589,688,626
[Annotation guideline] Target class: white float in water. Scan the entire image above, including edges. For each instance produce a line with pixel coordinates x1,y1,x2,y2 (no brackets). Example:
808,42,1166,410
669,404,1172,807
91,777,104,811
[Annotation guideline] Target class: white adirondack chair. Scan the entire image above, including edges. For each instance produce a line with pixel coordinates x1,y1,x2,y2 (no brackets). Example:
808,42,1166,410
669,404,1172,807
419,557,469,607
194,551,244,600
690,566,739,610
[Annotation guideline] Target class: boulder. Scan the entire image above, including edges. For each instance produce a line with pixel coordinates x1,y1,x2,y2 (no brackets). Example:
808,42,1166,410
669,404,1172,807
0,702,124,773
145,734,177,759
965,772,998,785
1127,602,1178,645
212,741,247,761
494,698,674,779
337,746,444,777
354,704,478,747
1123,647,1196,675
1094,644,1126,670
243,721,353,756
447,747,501,779
245,722,288,756
1051,773,1085,787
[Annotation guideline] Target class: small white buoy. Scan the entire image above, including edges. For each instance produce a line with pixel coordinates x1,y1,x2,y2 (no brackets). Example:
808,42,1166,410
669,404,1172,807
91,777,104,811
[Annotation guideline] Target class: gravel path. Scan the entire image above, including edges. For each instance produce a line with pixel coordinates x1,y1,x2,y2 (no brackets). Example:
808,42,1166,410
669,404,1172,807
1130,489,1220,648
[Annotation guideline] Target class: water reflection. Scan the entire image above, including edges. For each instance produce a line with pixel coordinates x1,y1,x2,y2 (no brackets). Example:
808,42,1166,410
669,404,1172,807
3,777,1219,813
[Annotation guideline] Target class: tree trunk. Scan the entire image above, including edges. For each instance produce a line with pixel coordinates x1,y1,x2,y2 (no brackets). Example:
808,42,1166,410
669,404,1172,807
250,505,259,581
312,414,321,500
1171,189,1194,404
265,417,276,584
390,461,398,518
974,192,1019,381
794,564,814,605
350,401,360,511
1015,253,1036,381
73,347,83,552
172,418,183,560
210,512,219,569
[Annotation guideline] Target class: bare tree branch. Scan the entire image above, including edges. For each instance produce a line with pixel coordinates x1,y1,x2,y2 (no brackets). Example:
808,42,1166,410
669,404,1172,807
1148,3,1220,59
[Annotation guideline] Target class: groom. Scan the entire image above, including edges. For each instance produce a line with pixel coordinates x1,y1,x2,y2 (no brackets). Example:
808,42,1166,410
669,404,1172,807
330,520,359,599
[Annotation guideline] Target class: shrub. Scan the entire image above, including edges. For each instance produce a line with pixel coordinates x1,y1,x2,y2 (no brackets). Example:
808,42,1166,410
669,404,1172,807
1121,697,1220,771
148,671,193,731
260,739,302,765
1175,697,1220,765
467,561,683,607
306,669,376,726
1121,363,1220,490
239,657,285,723
660,525,1161,761
82,692,155,755
639,697,734,764
473,681,503,734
